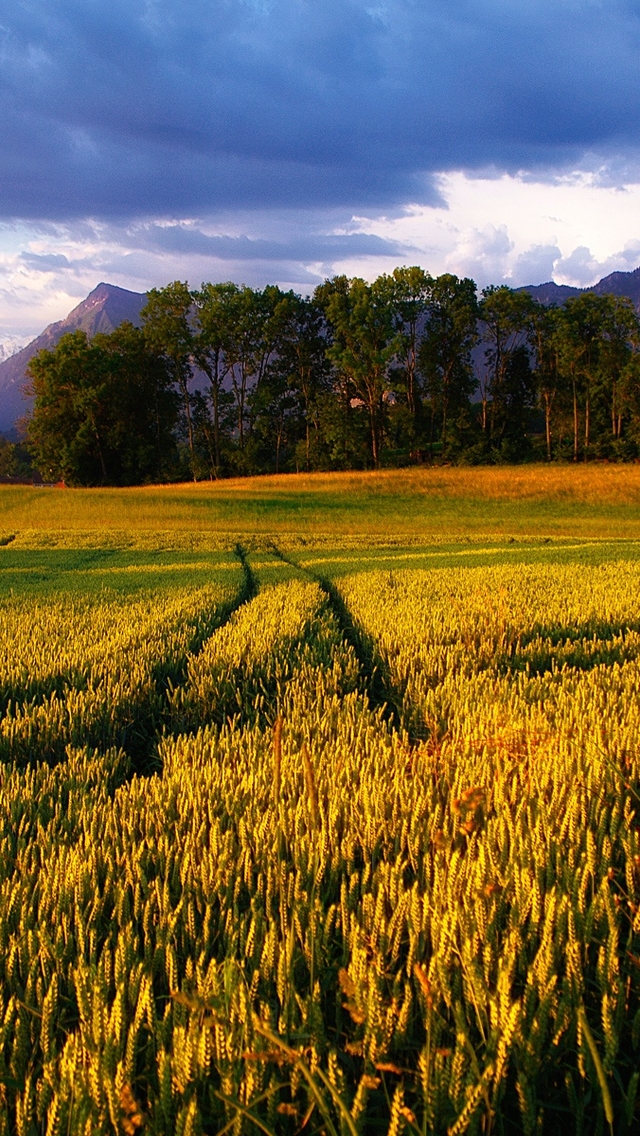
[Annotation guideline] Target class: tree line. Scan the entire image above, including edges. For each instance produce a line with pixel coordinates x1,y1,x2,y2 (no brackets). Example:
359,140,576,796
22,269,640,485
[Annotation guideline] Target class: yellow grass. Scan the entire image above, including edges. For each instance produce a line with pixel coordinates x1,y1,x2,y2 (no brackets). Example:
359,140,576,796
2,464,640,542
1,558,639,1131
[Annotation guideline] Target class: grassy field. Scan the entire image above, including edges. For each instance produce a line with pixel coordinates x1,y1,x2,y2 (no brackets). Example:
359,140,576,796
1,470,639,1134
3,464,640,542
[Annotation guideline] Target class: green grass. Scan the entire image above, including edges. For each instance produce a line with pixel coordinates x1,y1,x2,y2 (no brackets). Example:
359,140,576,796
3,464,640,546
288,537,640,579
0,548,241,597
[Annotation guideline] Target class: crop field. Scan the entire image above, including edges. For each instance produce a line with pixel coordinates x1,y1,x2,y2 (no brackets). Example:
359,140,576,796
4,463,640,541
1,477,640,1135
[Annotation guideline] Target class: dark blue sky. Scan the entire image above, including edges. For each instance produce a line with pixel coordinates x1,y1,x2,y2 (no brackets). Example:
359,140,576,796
2,0,640,335
2,0,640,216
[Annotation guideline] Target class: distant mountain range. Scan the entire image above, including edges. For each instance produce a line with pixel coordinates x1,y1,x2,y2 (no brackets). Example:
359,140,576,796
0,282,146,433
522,266,640,308
4,267,640,434
0,336,28,363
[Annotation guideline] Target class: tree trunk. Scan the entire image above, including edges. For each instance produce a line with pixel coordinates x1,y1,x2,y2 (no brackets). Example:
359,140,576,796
94,427,108,482
212,383,220,472
179,376,197,481
276,423,283,473
406,331,416,418
573,376,579,462
369,404,379,468
429,400,435,465
212,351,222,471
543,391,552,461
202,420,215,479
441,396,448,460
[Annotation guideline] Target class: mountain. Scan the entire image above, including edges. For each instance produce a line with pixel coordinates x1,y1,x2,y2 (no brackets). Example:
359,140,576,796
521,281,582,305
0,336,28,363
523,266,640,310
0,283,146,433
592,266,640,305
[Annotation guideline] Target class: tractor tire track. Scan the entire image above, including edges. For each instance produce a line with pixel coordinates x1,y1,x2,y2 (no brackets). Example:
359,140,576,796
270,544,405,733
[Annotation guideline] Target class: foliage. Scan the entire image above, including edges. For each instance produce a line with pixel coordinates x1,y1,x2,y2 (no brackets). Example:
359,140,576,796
420,274,478,459
24,272,640,482
0,438,33,481
26,326,178,486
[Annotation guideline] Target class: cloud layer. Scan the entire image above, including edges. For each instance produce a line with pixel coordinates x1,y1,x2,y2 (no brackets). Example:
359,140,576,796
3,0,640,219
4,3,640,341
5,171,640,342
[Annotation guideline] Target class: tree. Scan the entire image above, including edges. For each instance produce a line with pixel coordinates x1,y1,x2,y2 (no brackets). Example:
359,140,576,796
27,331,111,484
617,353,640,455
594,296,640,449
479,286,537,453
381,266,433,421
142,281,197,478
318,276,396,467
191,281,238,473
266,293,330,471
26,326,178,486
249,361,300,474
245,286,291,445
96,322,179,482
420,274,478,459
554,293,618,460
529,301,561,461
0,437,33,480
495,344,537,460
208,285,285,463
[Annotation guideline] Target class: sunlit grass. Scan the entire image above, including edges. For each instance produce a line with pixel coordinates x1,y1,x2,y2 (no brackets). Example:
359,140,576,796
1,553,639,1131
3,464,640,543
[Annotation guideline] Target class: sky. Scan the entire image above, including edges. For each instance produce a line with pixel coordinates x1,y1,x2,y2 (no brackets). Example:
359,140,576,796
3,0,640,341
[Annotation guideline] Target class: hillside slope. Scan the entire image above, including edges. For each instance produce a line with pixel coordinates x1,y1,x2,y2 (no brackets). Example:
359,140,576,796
0,283,146,433
524,265,640,309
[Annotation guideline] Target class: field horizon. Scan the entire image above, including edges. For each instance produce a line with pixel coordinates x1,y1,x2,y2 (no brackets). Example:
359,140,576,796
3,463,640,543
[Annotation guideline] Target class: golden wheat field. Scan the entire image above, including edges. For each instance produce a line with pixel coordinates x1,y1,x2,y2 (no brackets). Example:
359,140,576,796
4,463,640,541
1,531,640,1136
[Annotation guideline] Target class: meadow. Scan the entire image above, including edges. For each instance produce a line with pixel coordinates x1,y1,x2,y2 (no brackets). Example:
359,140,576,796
3,463,640,541
0,468,639,1135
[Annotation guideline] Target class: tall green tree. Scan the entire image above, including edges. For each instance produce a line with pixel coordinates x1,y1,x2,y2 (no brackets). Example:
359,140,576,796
142,281,197,478
553,293,625,460
212,285,285,461
266,293,330,470
318,276,396,467
380,266,433,420
191,281,238,472
595,295,640,449
420,274,478,459
479,287,537,452
26,326,177,485
528,301,561,460
27,331,111,484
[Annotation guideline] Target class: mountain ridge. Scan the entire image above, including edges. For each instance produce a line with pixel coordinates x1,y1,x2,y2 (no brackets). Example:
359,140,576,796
0,282,146,433
521,265,640,308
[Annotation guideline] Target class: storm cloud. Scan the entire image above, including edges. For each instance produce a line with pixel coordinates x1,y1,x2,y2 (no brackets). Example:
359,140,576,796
2,0,640,220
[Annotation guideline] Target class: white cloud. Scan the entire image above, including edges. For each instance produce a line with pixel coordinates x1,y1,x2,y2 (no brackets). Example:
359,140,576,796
4,170,640,336
348,171,640,287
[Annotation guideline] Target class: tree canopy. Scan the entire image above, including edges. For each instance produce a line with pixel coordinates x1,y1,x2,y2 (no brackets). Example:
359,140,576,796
23,271,640,485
